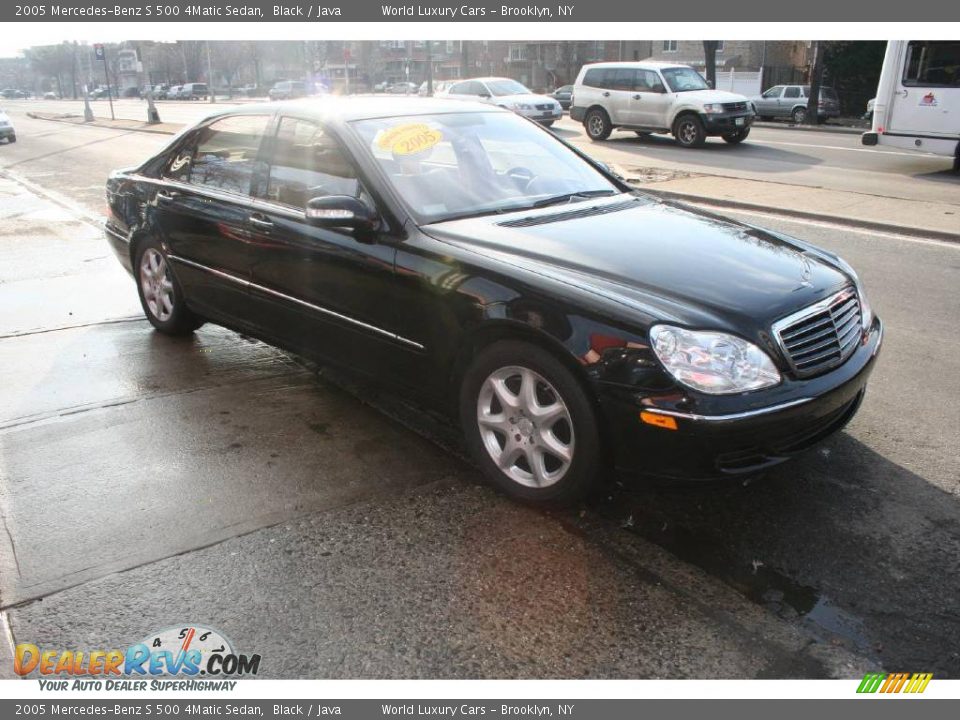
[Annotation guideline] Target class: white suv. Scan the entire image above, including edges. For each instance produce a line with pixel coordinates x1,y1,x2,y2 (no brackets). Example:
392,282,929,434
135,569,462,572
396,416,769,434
571,62,755,147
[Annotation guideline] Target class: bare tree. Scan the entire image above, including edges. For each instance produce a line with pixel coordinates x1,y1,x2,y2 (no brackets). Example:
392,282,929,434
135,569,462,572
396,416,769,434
703,41,719,88
805,41,825,125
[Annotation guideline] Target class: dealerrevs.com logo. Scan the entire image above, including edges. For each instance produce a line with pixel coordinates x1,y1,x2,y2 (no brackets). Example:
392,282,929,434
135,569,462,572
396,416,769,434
14,625,261,691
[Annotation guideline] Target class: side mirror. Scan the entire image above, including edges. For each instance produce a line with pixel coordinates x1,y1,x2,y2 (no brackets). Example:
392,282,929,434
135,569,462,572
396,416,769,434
305,195,376,231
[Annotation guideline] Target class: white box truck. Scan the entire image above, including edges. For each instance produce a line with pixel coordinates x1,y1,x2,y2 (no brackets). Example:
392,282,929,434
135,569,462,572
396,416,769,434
862,40,960,171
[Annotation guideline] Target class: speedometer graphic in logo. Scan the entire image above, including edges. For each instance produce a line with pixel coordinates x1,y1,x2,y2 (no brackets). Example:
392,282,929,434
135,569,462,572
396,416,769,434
138,625,234,676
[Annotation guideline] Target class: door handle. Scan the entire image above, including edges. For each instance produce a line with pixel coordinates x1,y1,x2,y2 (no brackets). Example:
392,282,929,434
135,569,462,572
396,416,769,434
602,91,610,97
156,189,179,203
248,214,274,229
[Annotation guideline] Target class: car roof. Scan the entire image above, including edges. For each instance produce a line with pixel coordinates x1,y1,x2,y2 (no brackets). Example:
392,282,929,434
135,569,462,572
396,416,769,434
201,96,507,123
580,61,691,71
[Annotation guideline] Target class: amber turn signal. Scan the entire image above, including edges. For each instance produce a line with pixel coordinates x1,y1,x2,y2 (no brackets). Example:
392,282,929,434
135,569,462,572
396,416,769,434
639,411,678,430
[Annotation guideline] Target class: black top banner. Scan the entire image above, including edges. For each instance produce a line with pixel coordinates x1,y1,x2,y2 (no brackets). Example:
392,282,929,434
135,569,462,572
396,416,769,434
5,0,958,22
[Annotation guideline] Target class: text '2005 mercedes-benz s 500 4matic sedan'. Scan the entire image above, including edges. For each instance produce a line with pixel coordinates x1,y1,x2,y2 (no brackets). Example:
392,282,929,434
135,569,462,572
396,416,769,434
104,97,882,505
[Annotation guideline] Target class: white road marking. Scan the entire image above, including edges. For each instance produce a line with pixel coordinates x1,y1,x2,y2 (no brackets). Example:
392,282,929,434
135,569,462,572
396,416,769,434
749,138,944,158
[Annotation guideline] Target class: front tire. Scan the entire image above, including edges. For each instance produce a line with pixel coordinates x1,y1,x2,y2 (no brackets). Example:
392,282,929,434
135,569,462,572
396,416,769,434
540,120,554,128
673,114,706,147
460,341,601,505
7,135,15,144
135,238,203,335
584,108,612,141
722,128,750,144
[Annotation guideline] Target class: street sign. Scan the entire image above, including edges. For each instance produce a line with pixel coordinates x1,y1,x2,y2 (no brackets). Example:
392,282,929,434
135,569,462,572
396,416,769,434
94,44,104,61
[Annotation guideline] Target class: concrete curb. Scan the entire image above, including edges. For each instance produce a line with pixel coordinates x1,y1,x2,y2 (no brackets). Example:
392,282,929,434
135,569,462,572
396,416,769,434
640,186,960,244
26,112,180,136
752,121,866,136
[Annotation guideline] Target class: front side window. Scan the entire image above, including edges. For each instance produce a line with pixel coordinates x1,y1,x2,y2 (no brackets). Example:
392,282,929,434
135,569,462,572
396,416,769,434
352,111,620,224
661,67,709,92
762,86,783,98
265,117,360,209
903,41,960,87
188,115,270,195
637,70,665,93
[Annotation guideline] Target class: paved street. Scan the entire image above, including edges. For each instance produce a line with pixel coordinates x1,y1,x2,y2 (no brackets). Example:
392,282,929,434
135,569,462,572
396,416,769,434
0,106,958,679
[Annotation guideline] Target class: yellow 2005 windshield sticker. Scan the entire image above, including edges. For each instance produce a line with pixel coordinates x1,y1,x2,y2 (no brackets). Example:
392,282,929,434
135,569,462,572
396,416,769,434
376,123,442,156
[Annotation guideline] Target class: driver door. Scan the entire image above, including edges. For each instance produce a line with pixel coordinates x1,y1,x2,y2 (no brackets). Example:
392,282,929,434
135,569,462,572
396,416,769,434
245,115,415,379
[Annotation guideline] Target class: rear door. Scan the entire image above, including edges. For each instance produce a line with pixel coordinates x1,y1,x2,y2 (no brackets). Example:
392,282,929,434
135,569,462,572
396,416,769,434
781,86,803,117
245,114,414,378
152,113,272,321
605,68,640,125
892,40,960,137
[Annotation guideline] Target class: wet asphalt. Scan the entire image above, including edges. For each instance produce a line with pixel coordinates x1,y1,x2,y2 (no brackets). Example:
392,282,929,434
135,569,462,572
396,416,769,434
0,114,958,678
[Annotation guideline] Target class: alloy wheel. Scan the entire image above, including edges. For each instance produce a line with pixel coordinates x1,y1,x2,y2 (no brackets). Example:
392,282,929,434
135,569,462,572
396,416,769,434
678,120,697,145
139,248,175,322
588,114,604,138
476,366,575,488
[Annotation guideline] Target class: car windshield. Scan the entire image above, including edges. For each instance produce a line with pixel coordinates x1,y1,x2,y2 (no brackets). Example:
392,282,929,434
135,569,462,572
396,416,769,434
486,79,530,97
661,67,710,92
351,111,620,224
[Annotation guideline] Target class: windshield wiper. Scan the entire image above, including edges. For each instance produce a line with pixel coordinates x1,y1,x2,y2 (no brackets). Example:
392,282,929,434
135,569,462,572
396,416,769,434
530,189,617,209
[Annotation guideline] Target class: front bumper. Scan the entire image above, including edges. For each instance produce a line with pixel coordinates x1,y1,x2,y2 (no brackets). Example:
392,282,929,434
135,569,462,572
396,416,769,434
601,317,882,481
0,126,14,139
518,106,563,123
699,111,755,135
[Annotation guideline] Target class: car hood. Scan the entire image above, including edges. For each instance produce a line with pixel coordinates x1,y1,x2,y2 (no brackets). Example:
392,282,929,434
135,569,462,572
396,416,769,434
673,89,749,105
421,195,849,335
0,112,10,123
498,93,558,106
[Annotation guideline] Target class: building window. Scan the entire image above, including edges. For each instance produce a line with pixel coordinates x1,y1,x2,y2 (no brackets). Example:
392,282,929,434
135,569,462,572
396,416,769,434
716,41,725,53
508,45,527,62
663,41,678,53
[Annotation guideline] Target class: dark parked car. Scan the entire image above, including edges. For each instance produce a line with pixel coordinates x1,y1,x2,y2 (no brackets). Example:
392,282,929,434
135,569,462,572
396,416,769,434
551,84,573,109
751,85,841,124
269,80,308,101
103,98,881,504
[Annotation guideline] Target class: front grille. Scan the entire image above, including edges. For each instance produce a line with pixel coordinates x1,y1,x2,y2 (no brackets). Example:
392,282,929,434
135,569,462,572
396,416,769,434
722,101,748,112
773,288,863,378
535,103,554,111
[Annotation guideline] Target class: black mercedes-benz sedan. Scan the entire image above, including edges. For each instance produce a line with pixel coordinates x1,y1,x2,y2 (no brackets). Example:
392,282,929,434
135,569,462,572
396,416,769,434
104,97,882,504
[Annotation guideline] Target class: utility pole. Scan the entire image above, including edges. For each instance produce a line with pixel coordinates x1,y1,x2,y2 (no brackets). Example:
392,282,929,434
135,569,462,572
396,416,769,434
426,40,433,96
94,43,115,120
206,41,215,103
805,41,825,125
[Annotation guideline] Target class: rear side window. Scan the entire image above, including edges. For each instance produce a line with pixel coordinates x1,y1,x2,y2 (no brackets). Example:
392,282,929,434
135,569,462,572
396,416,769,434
582,68,610,89
188,115,270,195
609,69,637,91
265,117,360,209
903,41,960,87
783,86,801,98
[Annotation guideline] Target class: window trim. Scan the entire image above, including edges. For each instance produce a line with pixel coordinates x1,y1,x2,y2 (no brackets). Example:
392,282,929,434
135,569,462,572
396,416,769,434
902,40,960,88
663,40,678,53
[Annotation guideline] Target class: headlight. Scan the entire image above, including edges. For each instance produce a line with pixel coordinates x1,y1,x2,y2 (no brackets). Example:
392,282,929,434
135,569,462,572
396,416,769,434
702,103,725,114
515,103,533,111
833,256,873,328
650,325,781,394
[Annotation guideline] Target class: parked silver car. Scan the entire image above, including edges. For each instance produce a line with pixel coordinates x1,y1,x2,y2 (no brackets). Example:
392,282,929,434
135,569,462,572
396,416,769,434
751,85,841,124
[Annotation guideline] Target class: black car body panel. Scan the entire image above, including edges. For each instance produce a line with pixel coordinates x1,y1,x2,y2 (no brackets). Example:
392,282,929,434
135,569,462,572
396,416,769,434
104,97,880,482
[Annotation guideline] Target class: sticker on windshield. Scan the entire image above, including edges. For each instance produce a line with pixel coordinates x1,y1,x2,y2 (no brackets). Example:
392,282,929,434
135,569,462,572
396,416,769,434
376,123,442,156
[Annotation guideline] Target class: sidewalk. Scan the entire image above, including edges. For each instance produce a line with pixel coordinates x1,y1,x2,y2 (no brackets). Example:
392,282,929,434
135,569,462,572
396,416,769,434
26,111,184,136
630,172,960,242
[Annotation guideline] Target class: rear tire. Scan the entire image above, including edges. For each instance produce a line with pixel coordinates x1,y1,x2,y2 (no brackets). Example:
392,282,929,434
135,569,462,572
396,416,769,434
459,340,601,506
584,108,612,141
673,114,706,148
134,237,203,336
791,107,808,124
